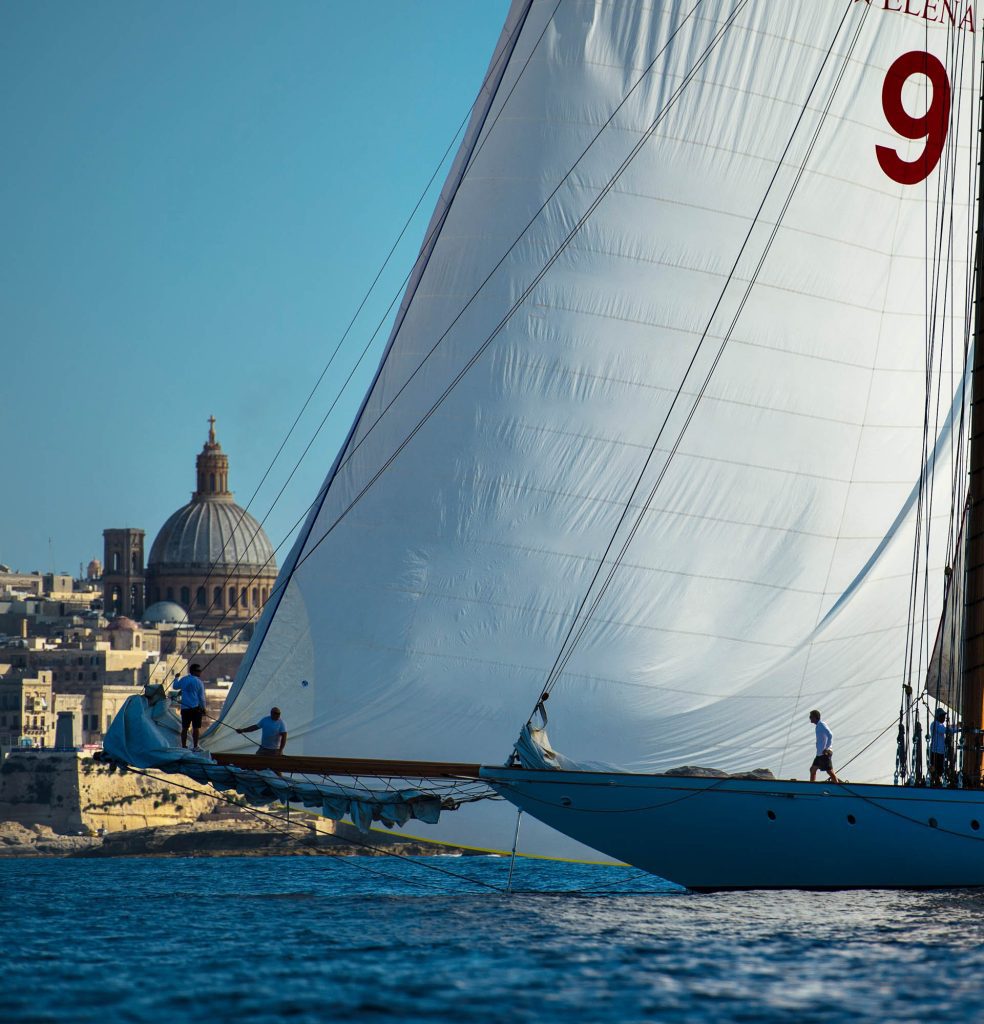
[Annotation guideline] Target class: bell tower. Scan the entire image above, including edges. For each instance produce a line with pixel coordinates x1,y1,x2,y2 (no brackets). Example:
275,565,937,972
102,528,145,618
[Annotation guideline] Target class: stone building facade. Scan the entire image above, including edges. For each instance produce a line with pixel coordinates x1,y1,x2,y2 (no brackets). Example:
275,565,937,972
0,671,84,753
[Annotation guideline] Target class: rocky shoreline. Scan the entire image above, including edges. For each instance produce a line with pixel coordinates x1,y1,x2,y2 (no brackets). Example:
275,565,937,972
0,816,472,859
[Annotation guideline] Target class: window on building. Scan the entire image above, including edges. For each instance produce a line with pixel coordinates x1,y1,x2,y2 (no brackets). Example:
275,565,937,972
78,672,83,681
261,587,268,604
131,552,138,572
91,672,97,681
210,473,216,491
197,587,206,608
166,587,174,602
252,588,258,608
229,587,237,607
241,587,247,607
154,588,161,603
180,587,190,608
214,587,223,608
112,552,121,573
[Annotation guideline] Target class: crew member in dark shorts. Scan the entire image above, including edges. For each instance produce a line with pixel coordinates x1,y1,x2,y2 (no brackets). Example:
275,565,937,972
171,663,207,752
236,706,288,755
929,707,954,786
809,709,839,783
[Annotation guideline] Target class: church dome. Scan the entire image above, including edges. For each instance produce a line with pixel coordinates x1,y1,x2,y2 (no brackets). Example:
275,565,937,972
108,615,139,631
148,501,274,572
142,601,189,625
143,418,278,631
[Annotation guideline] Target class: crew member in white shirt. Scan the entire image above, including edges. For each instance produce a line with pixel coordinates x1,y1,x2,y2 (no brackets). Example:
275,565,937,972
236,706,288,756
808,709,839,783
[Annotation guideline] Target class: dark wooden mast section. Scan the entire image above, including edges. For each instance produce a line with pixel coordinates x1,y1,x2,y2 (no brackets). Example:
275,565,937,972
212,752,484,779
963,106,984,787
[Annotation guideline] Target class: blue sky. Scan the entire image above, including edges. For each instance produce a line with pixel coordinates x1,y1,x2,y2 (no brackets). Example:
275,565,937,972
0,1,509,575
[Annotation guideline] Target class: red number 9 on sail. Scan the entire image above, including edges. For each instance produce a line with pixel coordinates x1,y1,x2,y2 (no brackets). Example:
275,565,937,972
876,50,951,185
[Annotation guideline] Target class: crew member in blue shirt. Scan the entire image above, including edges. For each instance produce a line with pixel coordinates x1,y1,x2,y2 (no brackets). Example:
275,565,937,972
171,663,207,752
236,706,288,756
929,707,954,786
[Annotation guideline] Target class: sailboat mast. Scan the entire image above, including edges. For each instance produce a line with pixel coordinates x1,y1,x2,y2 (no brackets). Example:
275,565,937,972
962,80,984,788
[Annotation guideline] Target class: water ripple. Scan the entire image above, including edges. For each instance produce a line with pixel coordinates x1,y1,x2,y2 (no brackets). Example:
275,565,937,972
2,857,984,1022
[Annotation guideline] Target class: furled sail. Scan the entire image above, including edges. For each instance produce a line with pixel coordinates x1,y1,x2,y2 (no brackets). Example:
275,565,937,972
204,1,977,857
925,517,966,713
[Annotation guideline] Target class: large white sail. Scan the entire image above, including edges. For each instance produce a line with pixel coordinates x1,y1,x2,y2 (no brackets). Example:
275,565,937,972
208,1,978,857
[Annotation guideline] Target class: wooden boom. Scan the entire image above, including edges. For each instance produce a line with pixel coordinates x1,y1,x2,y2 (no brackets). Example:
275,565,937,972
212,751,485,779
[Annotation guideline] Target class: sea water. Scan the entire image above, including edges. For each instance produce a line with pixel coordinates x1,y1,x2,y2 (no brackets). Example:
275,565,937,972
1,855,983,1023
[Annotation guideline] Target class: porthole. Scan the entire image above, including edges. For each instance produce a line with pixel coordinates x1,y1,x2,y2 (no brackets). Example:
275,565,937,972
928,817,938,828
561,797,572,807
847,814,856,825
767,810,776,821
972,820,980,831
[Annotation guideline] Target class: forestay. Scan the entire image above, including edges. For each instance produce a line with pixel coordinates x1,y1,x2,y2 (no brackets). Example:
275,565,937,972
207,0,978,858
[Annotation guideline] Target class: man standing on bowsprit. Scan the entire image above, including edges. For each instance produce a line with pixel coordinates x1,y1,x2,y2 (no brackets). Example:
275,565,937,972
171,662,207,752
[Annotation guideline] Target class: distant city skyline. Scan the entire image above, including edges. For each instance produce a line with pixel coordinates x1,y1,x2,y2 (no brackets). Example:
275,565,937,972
1,2,509,574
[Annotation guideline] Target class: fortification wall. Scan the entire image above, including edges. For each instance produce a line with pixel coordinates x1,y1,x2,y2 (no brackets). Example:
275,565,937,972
0,751,223,833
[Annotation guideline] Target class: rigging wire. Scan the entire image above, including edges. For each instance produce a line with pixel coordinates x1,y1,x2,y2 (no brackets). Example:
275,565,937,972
943,23,983,775
161,1,556,659
180,0,720,687
236,0,721,636
900,11,980,783
111,760,507,892
116,756,670,893
912,16,966,705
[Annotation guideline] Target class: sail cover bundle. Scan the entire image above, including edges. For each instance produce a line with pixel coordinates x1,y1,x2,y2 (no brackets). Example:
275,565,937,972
103,693,483,832
109,2,979,859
